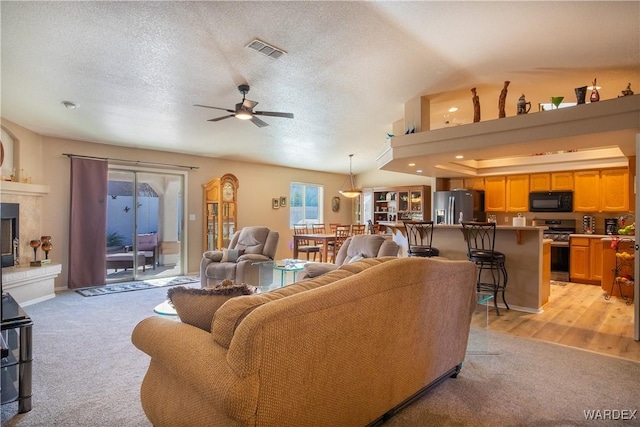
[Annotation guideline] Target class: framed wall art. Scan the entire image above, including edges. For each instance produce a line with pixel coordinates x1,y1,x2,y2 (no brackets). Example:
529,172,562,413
332,196,340,212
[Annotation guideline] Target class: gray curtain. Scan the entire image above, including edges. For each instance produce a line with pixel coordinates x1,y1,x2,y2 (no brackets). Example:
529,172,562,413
68,157,108,288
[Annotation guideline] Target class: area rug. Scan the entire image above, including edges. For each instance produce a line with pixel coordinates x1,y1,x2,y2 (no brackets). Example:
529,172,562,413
75,275,199,297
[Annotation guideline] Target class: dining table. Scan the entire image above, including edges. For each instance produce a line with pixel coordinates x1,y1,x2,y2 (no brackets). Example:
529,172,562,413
292,233,336,263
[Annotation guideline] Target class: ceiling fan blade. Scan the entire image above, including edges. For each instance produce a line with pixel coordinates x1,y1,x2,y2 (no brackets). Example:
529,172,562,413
254,110,294,119
194,104,235,113
250,116,269,128
207,114,235,122
242,99,259,110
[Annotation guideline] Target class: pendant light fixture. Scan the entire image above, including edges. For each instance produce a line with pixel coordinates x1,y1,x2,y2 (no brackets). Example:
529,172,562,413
339,154,362,198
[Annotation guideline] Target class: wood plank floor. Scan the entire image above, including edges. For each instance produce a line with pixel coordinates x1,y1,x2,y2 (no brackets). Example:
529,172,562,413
470,282,640,362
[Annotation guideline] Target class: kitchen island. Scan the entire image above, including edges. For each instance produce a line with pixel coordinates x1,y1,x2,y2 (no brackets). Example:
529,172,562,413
379,221,550,313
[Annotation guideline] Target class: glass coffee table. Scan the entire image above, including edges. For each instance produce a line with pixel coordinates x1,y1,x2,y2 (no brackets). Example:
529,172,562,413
254,259,308,287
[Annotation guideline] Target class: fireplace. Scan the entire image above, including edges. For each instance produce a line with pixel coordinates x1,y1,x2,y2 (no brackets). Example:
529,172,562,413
1,203,19,268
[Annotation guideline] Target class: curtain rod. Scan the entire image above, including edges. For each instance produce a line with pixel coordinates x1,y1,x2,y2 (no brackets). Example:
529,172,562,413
62,153,199,170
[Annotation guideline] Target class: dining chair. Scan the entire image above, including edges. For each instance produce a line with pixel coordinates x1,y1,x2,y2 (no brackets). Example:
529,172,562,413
293,224,322,261
312,224,326,234
329,225,351,263
351,224,366,235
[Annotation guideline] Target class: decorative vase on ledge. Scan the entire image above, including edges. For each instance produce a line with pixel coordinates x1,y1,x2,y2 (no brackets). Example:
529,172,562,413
575,86,587,104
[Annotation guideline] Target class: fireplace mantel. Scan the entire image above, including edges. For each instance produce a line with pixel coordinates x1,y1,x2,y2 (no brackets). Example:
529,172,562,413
2,263,61,306
0,181,50,196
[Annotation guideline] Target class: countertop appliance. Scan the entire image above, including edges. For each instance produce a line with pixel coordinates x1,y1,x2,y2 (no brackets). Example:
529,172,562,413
605,218,619,235
533,218,576,281
434,189,486,225
529,191,573,213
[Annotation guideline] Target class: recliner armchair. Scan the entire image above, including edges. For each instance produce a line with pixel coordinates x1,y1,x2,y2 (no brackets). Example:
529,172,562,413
200,226,279,287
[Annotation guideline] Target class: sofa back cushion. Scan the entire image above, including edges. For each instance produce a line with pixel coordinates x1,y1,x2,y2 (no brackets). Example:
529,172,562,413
335,235,399,265
212,258,394,348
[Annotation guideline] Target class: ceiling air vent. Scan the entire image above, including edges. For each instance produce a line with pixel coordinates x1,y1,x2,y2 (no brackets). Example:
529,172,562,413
246,39,286,59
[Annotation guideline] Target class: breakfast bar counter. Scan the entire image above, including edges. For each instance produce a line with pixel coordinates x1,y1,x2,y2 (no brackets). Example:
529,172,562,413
379,222,550,313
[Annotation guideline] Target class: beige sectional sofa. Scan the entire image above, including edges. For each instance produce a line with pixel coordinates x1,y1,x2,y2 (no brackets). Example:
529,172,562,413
132,256,478,427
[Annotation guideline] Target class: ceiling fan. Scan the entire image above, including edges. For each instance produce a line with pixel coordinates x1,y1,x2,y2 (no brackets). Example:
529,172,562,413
194,84,294,128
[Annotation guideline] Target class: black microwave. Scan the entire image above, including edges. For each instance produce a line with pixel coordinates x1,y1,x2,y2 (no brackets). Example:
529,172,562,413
529,191,573,212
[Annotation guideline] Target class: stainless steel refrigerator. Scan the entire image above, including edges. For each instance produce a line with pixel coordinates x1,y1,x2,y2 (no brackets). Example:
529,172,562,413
434,190,486,224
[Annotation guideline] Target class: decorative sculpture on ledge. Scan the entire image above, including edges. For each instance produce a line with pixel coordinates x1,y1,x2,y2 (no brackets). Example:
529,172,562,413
471,87,481,123
517,94,531,115
498,81,510,118
590,78,600,102
620,83,634,97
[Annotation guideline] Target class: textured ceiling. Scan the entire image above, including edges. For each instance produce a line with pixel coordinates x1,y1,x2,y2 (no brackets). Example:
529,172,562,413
1,1,639,175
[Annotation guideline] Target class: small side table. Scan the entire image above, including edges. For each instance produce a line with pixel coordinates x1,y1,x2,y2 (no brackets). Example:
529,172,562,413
477,292,494,327
1,293,33,413
253,260,307,288
272,262,306,286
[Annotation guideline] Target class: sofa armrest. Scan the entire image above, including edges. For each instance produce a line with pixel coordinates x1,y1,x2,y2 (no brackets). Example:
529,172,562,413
236,253,270,263
132,317,252,409
203,250,224,262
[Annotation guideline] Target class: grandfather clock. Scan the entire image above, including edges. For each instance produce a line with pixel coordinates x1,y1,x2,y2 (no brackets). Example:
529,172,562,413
203,173,238,251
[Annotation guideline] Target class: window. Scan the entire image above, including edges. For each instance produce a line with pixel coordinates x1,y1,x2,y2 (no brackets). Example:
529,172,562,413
290,182,323,227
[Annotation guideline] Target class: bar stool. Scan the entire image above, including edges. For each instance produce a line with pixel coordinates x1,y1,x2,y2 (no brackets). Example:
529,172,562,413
402,221,440,257
461,221,509,316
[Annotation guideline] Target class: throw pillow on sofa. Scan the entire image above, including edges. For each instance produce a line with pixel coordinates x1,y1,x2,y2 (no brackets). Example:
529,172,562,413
167,279,255,332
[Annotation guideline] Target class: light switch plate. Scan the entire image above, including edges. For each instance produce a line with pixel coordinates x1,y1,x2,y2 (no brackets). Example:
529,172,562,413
189,213,196,221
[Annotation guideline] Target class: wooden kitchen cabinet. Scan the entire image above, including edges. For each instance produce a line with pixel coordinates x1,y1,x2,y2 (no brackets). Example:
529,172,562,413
529,174,550,191
570,235,604,284
447,178,464,190
600,168,629,212
589,238,604,282
485,176,506,212
551,172,574,190
464,178,485,191
574,168,629,212
506,174,529,212
570,237,591,282
574,170,600,212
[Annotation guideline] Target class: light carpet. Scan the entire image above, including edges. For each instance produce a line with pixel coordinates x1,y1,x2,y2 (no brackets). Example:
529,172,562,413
74,275,199,297
2,286,638,426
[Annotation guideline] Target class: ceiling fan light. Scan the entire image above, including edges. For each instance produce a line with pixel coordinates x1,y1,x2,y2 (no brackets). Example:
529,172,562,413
235,110,253,120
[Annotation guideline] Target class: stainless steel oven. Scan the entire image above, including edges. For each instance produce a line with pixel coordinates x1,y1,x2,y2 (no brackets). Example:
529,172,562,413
533,219,576,282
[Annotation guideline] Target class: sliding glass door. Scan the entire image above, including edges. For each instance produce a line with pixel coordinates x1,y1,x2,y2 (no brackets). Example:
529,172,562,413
106,168,184,283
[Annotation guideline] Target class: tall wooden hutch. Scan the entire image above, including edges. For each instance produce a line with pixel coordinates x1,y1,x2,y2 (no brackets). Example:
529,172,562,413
362,185,431,226
202,174,239,251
